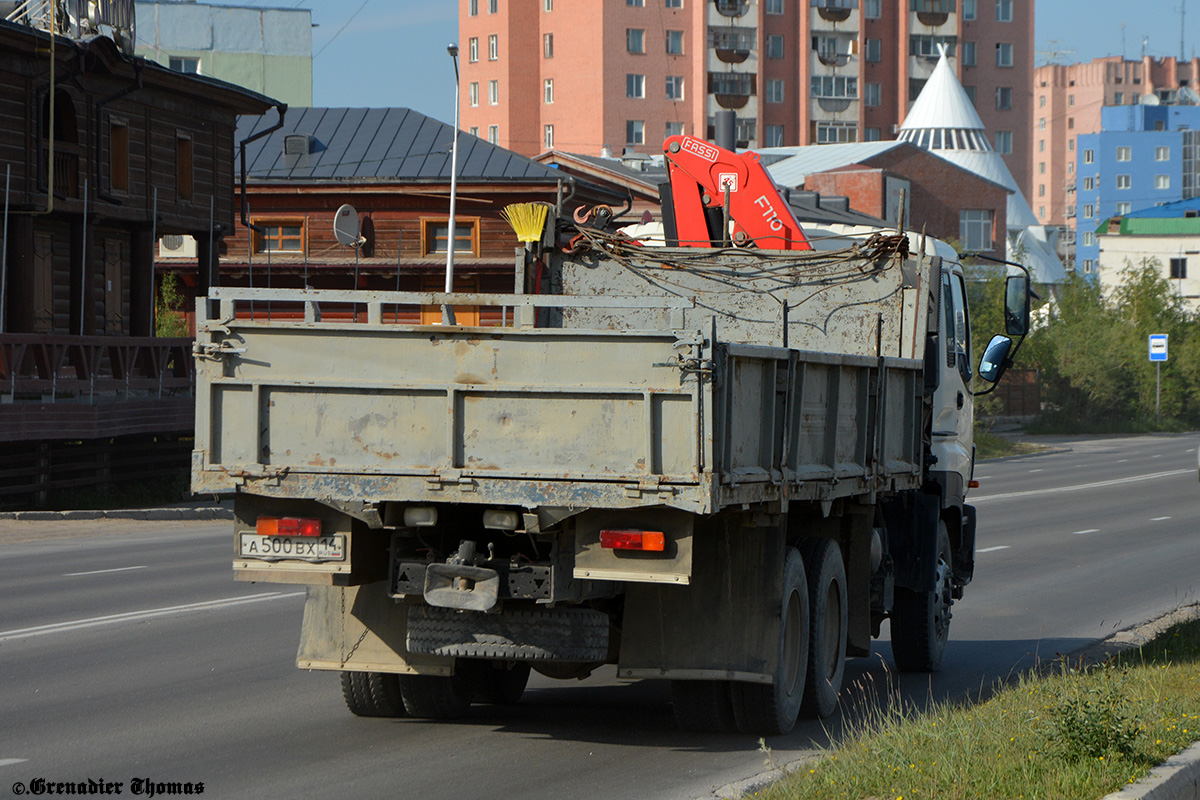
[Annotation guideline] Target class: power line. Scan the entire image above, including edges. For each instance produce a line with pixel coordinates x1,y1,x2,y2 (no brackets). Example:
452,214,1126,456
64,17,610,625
314,0,369,58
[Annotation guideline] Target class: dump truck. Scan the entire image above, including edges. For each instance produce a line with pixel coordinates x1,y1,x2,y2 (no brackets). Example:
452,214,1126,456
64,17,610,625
193,139,1029,735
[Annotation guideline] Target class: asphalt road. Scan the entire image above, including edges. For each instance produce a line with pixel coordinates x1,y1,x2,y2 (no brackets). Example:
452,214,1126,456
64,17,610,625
1,434,1197,799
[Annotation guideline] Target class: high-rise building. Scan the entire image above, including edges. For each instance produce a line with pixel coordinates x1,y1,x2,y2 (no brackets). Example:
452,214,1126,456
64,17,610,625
459,0,1032,196
1032,55,1200,266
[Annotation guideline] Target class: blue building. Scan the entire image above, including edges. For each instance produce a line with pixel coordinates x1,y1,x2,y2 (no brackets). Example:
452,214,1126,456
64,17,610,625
1074,105,1200,275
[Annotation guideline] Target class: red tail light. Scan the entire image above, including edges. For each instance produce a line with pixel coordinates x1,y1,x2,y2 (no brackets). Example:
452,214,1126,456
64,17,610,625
257,516,322,537
600,529,665,552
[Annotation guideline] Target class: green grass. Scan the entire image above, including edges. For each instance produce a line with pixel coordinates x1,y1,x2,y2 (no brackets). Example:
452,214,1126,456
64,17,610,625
974,429,1045,460
757,616,1200,800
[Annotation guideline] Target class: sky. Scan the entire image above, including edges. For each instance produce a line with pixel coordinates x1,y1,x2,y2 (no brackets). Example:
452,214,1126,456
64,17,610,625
211,0,1196,124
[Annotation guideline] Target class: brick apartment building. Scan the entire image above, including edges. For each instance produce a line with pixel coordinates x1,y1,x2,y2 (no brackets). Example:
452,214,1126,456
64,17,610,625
1032,55,1200,265
459,0,1033,197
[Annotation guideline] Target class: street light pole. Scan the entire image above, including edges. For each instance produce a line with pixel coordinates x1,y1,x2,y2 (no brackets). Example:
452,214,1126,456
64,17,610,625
442,43,461,325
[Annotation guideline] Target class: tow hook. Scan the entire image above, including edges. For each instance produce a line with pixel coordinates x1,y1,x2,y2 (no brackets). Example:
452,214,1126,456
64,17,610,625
424,540,501,612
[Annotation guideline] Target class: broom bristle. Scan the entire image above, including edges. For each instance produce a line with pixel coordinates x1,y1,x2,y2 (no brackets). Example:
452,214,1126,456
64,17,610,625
501,203,549,244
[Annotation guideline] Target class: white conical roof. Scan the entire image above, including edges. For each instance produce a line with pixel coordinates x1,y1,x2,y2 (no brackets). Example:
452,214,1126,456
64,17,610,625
899,45,988,133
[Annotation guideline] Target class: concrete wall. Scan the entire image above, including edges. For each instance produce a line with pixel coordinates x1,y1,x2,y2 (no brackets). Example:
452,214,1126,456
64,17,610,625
1098,234,1200,311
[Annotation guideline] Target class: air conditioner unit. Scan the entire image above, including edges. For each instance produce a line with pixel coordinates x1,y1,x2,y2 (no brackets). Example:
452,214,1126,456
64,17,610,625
159,234,197,259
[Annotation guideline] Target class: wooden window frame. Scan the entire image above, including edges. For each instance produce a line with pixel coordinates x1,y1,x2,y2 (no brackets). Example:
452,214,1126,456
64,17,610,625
420,217,480,257
251,218,308,254
176,131,194,203
109,117,129,194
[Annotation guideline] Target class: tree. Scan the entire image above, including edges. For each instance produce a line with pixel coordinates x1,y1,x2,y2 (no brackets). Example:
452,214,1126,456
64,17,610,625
155,272,189,337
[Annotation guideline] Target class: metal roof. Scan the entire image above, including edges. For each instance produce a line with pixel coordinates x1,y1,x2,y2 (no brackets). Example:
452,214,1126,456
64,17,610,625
757,141,910,188
237,107,571,183
899,47,988,132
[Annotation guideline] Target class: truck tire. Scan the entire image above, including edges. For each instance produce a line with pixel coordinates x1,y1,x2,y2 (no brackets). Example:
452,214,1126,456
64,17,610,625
399,666,473,719
671,680,737,732
340,671,407,718
800,537,847,719
469,660,531,705
729,546,808,736
891,523,953,673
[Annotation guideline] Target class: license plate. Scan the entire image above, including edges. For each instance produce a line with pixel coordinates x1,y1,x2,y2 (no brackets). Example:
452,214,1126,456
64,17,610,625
238,533,346,562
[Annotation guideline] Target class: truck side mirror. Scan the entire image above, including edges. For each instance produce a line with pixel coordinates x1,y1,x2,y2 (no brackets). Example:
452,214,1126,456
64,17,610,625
1004,274,1030,337
977,334,1013,384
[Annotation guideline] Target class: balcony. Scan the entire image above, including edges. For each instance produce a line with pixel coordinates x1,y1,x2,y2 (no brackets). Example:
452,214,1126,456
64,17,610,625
708,71,756,109
709,26,755,63
713,0,749,18
811,0,856,23
911,0,954,27
816,45,851,66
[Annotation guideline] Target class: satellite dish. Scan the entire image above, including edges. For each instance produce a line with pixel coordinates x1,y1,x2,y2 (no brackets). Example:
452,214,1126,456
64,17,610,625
334,204,362,247
1178,87,1200,106
1140,93,1161,105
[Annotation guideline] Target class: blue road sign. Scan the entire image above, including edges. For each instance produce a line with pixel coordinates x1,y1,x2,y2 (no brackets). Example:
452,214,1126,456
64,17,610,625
1149,334,1169,362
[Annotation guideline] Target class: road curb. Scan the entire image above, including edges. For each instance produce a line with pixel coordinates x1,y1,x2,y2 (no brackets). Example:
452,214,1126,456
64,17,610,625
1101,740,1200,800
0,506,233,521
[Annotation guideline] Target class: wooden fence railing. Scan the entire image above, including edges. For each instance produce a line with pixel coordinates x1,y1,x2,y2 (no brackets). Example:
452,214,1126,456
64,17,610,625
0,334,194,401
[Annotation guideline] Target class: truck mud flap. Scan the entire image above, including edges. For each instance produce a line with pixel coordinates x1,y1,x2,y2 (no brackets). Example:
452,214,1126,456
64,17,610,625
406,605,609,662
883,491,941,592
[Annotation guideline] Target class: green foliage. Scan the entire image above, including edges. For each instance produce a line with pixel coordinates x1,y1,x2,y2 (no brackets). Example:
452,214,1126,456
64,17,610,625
1025,259,1200,430
1044,667,1141,761
155,271,190,337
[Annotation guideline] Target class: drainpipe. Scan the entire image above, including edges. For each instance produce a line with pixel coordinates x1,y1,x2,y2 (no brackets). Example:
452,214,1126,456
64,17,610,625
233,103,288,313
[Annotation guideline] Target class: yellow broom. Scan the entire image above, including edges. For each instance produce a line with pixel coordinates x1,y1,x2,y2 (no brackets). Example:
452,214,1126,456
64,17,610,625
501,202,550,244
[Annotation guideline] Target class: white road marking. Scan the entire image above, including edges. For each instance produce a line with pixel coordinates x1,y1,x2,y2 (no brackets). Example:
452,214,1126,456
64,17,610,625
1073,529,1100,536
0,759,28,767
1152,454,1163,458
971,469,1192,502
0,592,305,642
1029,468,1043,473
1117,459,1129,463
977,546,1011,553
63,565,147,577
1151,516,1171,522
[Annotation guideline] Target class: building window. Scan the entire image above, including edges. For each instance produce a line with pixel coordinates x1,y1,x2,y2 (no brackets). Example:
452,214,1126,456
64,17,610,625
767,0,784,13
909,78,926,101
1068,117,1074,129
666,121,685,137
169,57,200,74
962,0,975,19
544,78,554,103
766,34,783,59
422,219,478,255
1082,177,1094,190
1156,145,1170,161
544,125,554,148
665,30,684,54
469,82,479,107
865,38,882,62
489,80,499,105
996,43,1013,68
1082,259,1094,272
910,35,955,58
865,127,881,141
254,220,305,253
766,79,784,103
816,122,857,144
864,0,880,16
995,87,1012,110
488,0,497,12
865,82,881,107
545,0,552,9
996,0,1012,21
1082,231,1094,246
765,124,784,147
811,75,858,98
488,125,499,144
1039,95,1046,108
469,37,478,62
469,0,478,15
544,33,553,58
1116,174,1131,189
666,75,684,99
1069,94,1075,106
1068,161,1074,173
1038,206,1045,219
994,130,1013,154
1038,184,1045,196
961,41,975,66
1069,139,1075,151
1114,91,1124,104
627,28,645,53
176,134,193,202
488,34,498,60
109,120,128,193
1116,145,1131,161
1083,148,1094,163
626,74,645,98
666,0,683,6
1038,162,1045,174
960,209,994,251
1170,257,1188,279
1116,201,1131,214
964,85,975,104
1038,139,1045,152
628,0,645,5
469,126,479,136
1083,204,1094,217
626,120,645,144
1155,174,1170,189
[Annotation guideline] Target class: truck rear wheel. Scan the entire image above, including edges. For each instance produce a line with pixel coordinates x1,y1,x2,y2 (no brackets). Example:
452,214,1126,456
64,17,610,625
800,537,847,719
730,546,808,736
340,671,407,718
470,661,531,705
890,523,953,672
671,680,736,732
399,666,474,719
